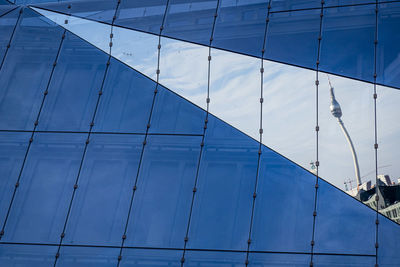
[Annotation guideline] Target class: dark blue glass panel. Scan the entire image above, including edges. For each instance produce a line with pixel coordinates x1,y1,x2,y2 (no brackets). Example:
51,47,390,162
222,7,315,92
163,0,217,46
120,248,181,267
149,86,206,135
265,9,320,69
250,147,315,253
377,2,400,89
378,214,400,266
0,6,14,16
325,0,375,7
93,59,154,134
57,246,119,267
115,0,168,35
213,0,268,57
0,244,57,266
320,4,375,82
0,0,9,5
185,251,246,266
0,8,18,61
187,115,258,251
313,255,375,266
125,135,201,248
270,0,320,12
63,134,142,246
38,32,108,132
0,9,63,131
314,179,375,255
248,252,309,266
0,132,30,229
2,133,86,243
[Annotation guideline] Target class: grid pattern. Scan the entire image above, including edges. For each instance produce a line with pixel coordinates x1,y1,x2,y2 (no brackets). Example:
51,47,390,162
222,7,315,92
0,0,399,266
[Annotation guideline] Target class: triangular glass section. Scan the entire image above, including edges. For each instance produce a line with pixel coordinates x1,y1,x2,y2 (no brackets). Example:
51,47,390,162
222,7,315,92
0,6,14,16
0,7,18,62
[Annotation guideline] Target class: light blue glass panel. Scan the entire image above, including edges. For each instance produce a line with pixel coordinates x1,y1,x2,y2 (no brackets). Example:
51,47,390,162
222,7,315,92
57,246,119,267
313,254,376,266
63,134,142,246
2,133,86,243
125,135,201,248
120,248,181,267
378,214,400,266
377,2,400,89
187,115,258,251
270,0,320,12
115,0,168,35
213,0,268,57
265,8,320,69
185,251,246,266
0,244,57,267
320,4,375,82
314,179,375,255
93,58,154,134
248,252,309,266
250,147,315,253
163,0,217,46
0,132,30,229
38,32,108,132
0,9,63,131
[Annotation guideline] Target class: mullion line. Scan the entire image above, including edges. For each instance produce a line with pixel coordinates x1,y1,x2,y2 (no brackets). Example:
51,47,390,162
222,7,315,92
0,7,21,74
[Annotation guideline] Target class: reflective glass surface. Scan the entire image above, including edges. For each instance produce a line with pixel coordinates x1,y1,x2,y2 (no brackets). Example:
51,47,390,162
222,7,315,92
0,244,57,267
120,248,181,267
187,115,258,250
270,0,320,12
63,134,142,246
0,9,63,131
57,246,119,267
0,6,14,17
125,135,201,248
184,251,246,266
378,214,400,266
163,0,217,46
248,252,309,266
213,0,268,57
38,32,108,132
2,133,86,243
313,254,376,266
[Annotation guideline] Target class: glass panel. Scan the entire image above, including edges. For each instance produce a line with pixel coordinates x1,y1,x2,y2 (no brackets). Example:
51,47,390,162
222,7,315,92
163,0,217,46
125,135,201,248
250,147,315,253
0,9,63,131
313,255,376,266
248,252,309,266
57,246,119,267
265,8,320,69
0,244,57,267
0,132,30,228
270,0,320,12
2,133,86,244
378,214,400,266
377,2,400,89
314,179,376,255
325,0,375,6
0,6,14,16
63,134,143,246
320,4,375,82
213,0,268,57
93,58,154,134
187,115,258,251
115,0,168,35
184,251,246,266
120,248,181,267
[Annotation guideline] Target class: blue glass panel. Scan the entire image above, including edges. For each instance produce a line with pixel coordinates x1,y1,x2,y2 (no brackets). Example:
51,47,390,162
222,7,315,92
377,2,400,89
313,254,375,266
378,214,400,266
115,0,168,35
163,0,217,46
265,9,320,69
57,246,119,267
0,6,14,16
38,32,108,132
63,134,142,246
213,0,268,57
120,248,181,267
0,9,63,131
149,86,206,135
0,132,30,228
2,133,86,243
0,244,57,267
251,147,315,253
93,58,154,134
185,251,246,266
320,4,375,82
125,135,201,248
325,0,375,7
248,252,309,266
270,0,320,12
187,115,258,251
314,179,375,255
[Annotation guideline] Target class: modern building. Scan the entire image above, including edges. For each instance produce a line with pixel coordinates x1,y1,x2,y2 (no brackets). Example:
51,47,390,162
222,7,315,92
0,0,399,266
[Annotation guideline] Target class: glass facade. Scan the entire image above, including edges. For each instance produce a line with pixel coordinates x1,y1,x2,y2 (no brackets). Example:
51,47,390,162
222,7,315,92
0,0,399,266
